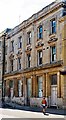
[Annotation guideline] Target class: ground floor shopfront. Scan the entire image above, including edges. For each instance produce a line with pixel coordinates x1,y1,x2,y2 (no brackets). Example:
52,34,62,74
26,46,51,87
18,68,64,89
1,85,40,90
4,64,66,109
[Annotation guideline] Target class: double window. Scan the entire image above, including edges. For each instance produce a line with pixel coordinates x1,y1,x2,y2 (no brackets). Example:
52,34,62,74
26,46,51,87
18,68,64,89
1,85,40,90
38,50,42,65
51,46,56,62
27,32,31,45
51,19,56,34
38,25,43,39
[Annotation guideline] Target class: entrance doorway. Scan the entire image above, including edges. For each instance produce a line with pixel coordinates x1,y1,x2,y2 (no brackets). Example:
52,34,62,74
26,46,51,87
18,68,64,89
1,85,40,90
51,85,57,106
50,74,57,106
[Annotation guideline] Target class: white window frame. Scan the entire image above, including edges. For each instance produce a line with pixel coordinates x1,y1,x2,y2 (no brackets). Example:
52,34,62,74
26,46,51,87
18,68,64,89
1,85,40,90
51,19,56,34
18,36,22,48
38,50,42,65
51,46,56,62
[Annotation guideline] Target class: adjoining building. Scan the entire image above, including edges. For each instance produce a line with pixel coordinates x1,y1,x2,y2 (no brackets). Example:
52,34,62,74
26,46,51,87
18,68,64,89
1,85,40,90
0,28,11,103
2,0,66,109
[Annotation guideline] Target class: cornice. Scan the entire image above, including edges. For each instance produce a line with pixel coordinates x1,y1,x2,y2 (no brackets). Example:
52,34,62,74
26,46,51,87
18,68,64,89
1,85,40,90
4,60,63,77
7,1,66,38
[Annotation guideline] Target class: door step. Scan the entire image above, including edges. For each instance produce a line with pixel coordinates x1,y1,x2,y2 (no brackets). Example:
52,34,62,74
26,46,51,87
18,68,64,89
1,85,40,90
50,106,57,109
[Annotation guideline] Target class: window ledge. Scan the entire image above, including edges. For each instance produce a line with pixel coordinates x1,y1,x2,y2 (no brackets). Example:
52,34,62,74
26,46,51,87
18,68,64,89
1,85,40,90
37,38,43,41
49,33,56,38
48,37,58,43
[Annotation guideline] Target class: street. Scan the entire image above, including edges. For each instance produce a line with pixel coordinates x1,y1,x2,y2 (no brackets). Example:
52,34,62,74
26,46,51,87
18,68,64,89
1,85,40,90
0,108,65,119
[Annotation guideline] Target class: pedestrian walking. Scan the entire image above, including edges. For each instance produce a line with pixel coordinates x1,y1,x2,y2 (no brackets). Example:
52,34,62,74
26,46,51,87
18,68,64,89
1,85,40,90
41,97,47,115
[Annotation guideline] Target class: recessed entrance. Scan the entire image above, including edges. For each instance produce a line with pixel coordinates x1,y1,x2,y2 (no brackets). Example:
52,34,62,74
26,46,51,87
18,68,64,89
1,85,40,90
51,85,57,106
50,74,57,106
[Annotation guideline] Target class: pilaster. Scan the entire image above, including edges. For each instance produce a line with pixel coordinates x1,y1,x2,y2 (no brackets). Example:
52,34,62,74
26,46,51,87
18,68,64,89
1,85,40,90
32,75,36,97
46,73,51,97
43,74,46,97
57,72,61,98
14,79,18,97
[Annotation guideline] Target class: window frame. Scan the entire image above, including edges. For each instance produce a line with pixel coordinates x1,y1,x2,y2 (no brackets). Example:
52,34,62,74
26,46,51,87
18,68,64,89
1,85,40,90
18,80,23,97
17,57,21,70
50,46,56,62
38,25,43,39
27,54,31,68
37,50,42,66
27,32,31,45
10,59,14,72
5,61,7,73
37,76,43,98
18,36,22,49
51,74,57,85
50,19,56,34
11,41,14,52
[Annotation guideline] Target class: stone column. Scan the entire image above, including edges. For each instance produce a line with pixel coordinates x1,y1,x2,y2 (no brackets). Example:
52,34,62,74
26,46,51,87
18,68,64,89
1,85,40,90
6,80,9,96
46,73,51,97
14,79,18,97
57,72,61,98
23,77,27,105
61,74,66,109
22,77,25,97
32,75,36,97
35,76,38,97
42,74,46,97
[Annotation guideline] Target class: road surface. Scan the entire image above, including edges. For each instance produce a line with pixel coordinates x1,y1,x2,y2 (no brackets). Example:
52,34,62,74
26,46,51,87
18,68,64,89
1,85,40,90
0,108,65,119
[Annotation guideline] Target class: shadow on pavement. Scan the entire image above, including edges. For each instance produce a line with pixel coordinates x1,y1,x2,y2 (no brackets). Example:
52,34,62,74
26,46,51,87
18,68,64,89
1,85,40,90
1,101,66,116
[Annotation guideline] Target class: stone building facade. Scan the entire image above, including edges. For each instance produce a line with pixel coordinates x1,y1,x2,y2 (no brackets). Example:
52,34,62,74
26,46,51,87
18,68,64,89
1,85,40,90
0,32,3,97
0,29,11,101
3,0,66,108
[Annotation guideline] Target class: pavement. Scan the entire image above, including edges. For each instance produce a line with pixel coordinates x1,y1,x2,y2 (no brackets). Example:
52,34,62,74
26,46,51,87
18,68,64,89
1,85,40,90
1,101,66,116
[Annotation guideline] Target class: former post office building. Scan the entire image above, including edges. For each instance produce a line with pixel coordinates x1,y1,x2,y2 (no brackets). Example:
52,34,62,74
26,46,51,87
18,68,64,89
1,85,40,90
3,0,66,109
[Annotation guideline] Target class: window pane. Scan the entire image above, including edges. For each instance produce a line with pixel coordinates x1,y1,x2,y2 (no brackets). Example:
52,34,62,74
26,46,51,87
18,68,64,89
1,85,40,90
51,46,56,62
27,78,31,97
38,51,42,65
38,76,43,97
18,36,22,48
38,25,43,39
51,19,56,34
51,75,57,85
27,32,31,44
18,80,22,97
